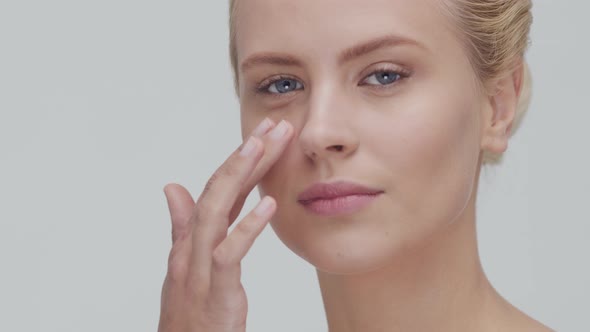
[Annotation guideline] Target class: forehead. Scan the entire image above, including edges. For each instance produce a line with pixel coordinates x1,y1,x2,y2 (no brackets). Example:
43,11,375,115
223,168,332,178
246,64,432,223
234,0,457,68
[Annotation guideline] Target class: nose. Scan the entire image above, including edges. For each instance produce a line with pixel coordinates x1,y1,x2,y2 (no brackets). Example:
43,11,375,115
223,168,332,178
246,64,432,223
297,85,359,161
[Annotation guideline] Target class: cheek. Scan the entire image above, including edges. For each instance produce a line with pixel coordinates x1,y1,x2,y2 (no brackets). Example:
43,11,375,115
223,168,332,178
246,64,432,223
251,99,316,199
256,137,300,201
374,82,482,227
255,142,312,258
239,106,266,141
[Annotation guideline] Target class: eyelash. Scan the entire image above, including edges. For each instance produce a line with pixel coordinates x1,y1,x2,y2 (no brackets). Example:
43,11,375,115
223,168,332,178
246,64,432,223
255,65,412,98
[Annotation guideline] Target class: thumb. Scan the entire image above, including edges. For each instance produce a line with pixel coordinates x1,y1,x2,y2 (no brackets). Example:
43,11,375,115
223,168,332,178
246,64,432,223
163,183,195,244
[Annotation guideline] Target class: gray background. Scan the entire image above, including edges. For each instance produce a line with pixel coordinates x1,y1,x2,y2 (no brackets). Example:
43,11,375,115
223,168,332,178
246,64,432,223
0,0,588,331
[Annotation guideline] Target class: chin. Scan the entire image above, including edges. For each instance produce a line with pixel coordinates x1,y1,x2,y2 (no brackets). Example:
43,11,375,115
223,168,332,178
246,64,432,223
308,241,406,276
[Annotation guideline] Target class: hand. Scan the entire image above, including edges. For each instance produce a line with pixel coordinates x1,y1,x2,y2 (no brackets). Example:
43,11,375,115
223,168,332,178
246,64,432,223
157,117,293,332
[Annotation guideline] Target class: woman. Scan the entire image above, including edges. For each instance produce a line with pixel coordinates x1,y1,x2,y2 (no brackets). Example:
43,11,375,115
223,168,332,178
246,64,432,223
158,0,554,331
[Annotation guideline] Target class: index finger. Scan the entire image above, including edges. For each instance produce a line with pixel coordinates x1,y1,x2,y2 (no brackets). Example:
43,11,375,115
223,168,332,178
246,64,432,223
188,118,276,280
227,119,294,222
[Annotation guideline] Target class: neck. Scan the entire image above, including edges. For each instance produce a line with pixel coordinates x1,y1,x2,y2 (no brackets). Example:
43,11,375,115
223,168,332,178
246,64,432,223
316,199,501,332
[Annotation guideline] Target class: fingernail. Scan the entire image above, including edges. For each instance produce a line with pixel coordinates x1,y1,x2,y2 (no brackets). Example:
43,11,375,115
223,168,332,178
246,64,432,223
252,117,273,136
239,136,258,157
270,120,289,140
254,196,274,217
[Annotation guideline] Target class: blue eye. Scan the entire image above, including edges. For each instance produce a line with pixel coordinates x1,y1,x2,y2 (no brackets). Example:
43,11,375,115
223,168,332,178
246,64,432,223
364,70,402,86
256,67,410,97
258,76,303,95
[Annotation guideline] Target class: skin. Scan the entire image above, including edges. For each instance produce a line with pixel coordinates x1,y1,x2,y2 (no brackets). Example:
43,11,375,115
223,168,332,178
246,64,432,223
158,0,554,331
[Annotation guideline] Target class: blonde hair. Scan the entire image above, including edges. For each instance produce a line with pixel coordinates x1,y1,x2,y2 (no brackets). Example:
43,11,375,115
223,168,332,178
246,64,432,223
228,0,533,165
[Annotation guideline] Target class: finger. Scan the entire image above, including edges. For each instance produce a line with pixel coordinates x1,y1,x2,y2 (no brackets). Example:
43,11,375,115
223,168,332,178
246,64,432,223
189,118,273,245
209,196,275,305
163,184,195,285
228,119,294,223
189,119,270,280
163,183,195,244
251,117,275,137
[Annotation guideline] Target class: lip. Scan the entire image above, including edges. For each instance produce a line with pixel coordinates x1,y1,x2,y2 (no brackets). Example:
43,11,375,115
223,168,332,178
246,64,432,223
297,180,384,217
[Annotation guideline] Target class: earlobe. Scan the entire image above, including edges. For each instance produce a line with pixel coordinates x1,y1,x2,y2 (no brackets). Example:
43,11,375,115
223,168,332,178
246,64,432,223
480,61,523,155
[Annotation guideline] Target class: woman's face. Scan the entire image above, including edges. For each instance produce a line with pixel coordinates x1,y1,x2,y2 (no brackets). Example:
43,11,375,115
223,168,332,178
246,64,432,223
236,0,487,274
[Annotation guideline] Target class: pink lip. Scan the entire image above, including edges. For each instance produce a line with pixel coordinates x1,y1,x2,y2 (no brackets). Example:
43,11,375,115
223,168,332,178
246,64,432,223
297,180,384,217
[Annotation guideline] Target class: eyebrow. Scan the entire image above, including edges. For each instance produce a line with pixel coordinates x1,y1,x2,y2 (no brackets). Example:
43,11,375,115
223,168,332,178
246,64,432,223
240,34,427,73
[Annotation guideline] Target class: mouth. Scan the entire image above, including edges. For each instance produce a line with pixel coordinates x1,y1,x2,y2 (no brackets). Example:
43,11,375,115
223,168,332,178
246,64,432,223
299,192,383,217
297,180,384,217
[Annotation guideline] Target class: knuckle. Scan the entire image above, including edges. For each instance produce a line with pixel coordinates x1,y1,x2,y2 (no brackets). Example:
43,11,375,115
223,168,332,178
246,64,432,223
194,199,211,219
209,205,228,220
202,171,220,197
171,224,191,243
166,262,186,285
193,203,209,222
211,247,234,269
219,162,240,179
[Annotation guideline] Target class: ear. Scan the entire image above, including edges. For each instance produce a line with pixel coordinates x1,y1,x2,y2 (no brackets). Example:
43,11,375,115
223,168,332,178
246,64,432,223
480,59,524,155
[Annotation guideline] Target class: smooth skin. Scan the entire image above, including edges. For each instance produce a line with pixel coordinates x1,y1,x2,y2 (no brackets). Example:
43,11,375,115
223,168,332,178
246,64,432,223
231,0,553,331
158,118,293,331
159,0,554,331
